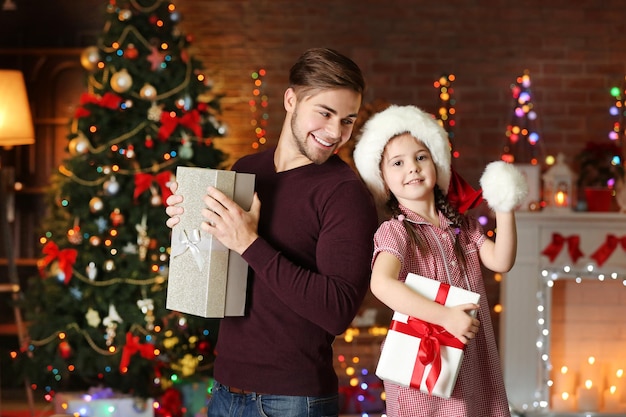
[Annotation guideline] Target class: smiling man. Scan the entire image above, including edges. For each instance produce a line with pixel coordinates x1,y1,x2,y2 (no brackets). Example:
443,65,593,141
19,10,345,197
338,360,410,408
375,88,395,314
166,48,378,417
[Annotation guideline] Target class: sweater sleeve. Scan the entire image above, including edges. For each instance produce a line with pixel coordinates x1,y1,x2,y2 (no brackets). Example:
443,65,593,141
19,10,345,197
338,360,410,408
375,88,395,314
241,180,378,335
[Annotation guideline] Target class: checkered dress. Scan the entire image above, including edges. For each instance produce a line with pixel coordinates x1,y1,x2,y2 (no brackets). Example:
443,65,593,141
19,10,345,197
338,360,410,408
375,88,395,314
373,206,511,417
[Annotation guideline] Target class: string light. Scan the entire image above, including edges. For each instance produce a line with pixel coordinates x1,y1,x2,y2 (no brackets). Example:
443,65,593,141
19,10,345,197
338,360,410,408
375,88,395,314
434,74,457,157
250,69,269,150
503,70,542,165
527,266,626,413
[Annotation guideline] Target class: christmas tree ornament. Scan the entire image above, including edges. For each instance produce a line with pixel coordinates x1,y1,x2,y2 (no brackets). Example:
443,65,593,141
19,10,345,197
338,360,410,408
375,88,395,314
85,307,101,327
89,196,104,213
110,208,125,226
137,298,155,330
147,47,165,71
89,235,101,246
103,175,120,195
67,225,82,245
118,8,132,22
136,215,150,261
150,191,163,207
111,69,133,93
140,83,157,100
104,259,116,272
68,134,90,155
125,43,139,59
103,304,123,346
86,261,98,280
125,145,135,159
147,102,162,121
80,46,101,71
178,140,194,159
58,341,72,359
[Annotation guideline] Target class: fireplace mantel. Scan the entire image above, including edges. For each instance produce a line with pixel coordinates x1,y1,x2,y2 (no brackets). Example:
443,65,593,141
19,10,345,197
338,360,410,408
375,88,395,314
501,211,626,415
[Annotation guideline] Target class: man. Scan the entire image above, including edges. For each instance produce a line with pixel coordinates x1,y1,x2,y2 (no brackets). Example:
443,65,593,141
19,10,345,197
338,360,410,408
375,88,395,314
166,48,378,417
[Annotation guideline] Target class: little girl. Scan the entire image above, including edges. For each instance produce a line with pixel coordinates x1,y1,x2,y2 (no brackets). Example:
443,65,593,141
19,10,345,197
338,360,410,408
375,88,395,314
353,105,527,417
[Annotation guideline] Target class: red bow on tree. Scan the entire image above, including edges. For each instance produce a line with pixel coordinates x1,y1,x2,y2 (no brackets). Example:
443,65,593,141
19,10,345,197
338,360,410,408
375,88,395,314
38,241,78,284
158,109,202,141
74,92,123,118
119,332,156,373
134,171,173,206
590,234,626,267
541,233,584,263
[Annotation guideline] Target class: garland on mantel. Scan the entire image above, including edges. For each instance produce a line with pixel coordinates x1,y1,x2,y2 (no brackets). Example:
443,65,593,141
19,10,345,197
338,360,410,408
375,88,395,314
541,233,626,268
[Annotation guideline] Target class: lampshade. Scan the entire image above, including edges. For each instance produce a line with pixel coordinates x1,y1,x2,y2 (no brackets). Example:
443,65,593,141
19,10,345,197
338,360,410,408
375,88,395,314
0,69,35,147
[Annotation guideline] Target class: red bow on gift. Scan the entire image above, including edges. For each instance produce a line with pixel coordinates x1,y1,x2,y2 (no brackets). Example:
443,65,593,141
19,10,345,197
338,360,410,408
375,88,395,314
39,241,78,284
158,109,202,141
390,317,464,394
541,233,584,263
119,332,156,373
74,92,123,118
590,234,626,267
447,167,484,214
134,171,173,205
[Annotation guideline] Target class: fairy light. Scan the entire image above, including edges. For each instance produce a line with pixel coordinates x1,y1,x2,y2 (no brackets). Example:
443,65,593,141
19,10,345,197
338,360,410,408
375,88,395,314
503,70,541,165
250,69,269,150
434,74,457,157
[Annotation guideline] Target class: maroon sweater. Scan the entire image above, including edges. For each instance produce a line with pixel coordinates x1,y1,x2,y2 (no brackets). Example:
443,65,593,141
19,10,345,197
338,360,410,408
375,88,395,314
212,148,378,395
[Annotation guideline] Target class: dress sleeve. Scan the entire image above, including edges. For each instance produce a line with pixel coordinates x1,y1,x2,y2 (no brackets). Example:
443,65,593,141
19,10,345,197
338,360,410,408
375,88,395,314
372,220,409,269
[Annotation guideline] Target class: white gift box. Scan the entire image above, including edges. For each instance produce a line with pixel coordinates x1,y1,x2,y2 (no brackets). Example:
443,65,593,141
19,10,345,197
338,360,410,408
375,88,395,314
375,273,480,398
166,167,255,318
54,392,154,417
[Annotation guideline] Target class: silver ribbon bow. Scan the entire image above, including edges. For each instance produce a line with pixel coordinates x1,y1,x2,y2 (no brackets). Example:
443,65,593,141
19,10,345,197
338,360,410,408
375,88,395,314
171,228,211,270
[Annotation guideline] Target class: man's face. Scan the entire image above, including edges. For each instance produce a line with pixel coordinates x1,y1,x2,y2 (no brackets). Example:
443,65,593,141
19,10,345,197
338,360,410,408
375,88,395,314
286,87,362,165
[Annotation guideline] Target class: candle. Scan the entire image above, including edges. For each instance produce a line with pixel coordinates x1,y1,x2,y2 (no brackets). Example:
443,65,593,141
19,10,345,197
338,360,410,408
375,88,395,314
551,391,575,412
580,356,602,388
577,379,599,412
555,190,567,206
553,365,576,394
603,385,622,413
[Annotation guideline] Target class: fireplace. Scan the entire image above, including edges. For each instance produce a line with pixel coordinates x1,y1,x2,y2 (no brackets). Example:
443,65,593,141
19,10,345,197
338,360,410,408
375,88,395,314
501,211,626,416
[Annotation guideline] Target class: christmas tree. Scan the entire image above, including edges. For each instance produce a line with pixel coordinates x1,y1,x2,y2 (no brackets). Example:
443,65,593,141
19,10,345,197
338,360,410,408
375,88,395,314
434,73,457,158
502,70,542,165
16,0,226,402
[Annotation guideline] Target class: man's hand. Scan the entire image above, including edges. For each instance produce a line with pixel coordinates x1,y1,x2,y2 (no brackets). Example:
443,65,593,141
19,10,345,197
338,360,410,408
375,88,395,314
164,181,182,228
201,186,261,255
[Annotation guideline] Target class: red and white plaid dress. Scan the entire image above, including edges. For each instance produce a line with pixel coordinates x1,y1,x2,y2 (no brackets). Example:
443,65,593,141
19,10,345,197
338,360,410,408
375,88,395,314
373,205,511,417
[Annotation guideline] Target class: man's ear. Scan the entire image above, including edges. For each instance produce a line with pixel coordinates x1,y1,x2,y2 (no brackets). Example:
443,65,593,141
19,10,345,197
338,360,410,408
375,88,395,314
284,87,296,112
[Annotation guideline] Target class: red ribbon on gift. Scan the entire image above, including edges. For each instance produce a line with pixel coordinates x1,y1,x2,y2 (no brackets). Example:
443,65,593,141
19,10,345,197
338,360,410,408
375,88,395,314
39,241,78,284
134,171,173,205
119,332,155,373
389,282,465,394
540,233,584,263
158,109,202,141
590,234,626,267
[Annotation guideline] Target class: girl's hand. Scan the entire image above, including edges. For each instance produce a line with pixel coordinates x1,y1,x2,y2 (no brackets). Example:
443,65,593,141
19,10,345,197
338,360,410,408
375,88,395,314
441,303,480,344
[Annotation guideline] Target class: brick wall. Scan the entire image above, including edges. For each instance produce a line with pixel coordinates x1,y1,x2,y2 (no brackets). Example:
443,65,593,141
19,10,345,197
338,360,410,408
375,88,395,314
175,0,626,186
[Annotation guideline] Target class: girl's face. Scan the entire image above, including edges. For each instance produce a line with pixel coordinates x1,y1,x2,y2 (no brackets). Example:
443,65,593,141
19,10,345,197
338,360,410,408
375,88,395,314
381,133,437,205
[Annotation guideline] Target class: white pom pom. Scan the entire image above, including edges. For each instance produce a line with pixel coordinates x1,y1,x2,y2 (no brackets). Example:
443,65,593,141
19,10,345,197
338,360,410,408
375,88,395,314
479,161,529,212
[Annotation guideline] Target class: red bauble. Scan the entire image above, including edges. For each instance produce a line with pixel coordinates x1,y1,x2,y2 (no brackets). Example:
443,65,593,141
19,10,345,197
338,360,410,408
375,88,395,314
58,341,72,359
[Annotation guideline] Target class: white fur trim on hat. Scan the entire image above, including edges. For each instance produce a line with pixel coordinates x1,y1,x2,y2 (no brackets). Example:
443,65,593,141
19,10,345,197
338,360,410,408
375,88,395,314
479,161,529,212
353,105,451,204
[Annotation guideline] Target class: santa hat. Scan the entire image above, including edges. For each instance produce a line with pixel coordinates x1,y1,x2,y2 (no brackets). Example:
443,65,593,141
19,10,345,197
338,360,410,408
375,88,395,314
353,105,451,205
